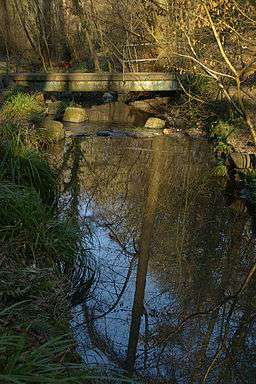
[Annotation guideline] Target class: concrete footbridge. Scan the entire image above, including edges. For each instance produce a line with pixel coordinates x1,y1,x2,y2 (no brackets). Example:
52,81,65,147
10,72,178,93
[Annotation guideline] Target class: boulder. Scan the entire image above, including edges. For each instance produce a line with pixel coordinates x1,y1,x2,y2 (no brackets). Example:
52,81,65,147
130,97,170,114
47,101,63,116
145,117,166,129
40,119,64,142
34,92,45,104
63,107,88,123
230,152,254,169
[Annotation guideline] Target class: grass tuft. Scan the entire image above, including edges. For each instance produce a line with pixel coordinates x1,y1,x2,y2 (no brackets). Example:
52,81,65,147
0,182,84,265
0,139,56,202
0,92,45,124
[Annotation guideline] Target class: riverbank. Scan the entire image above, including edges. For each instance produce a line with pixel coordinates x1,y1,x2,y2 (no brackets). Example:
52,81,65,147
129,95,255,152
0,88,127,383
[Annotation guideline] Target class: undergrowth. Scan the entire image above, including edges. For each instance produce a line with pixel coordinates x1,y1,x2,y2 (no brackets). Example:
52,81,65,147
0,304,130,384
0,89,125,383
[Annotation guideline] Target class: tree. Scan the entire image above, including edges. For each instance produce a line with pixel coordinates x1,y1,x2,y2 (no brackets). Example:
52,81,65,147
160,0,256,144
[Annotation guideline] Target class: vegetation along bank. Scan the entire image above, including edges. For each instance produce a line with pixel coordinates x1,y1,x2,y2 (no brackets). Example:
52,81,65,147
0,87,133,383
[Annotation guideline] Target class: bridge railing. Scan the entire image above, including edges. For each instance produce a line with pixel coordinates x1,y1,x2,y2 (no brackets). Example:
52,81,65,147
122,43,160,80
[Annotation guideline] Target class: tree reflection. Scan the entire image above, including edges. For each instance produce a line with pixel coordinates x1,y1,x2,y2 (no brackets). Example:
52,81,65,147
61,135,256,383
127,138,165,375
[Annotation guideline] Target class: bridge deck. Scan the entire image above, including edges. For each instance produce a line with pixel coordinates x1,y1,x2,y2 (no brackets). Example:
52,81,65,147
11,72,177,92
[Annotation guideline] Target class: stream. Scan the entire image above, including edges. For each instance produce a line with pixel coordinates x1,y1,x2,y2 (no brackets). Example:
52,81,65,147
58,102,256,383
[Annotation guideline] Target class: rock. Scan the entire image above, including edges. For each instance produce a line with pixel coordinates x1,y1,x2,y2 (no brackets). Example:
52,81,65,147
97,130,131,138
130,97,170,114
131,128,163,138
103,92,114,103
163,128,174,136
186,128,206,139
34,92,45,104
96,129,162,139
63,107,88,123
47,101,62,116
40,118,64,142
230,152,255,169
163,128,183,138
145,117,166,129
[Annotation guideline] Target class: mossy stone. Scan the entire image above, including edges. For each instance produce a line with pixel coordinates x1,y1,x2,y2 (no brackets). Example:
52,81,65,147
230,152,252,169
145,117,166,129
63,107,88,123
40,119,64,142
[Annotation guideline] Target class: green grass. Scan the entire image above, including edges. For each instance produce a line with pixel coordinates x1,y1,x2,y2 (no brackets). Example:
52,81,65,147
0,182,84,265
0,92,45,124
0,305,107,384
0,139,56,202
2,86,29,103
214,163,228,177
0,303,136,384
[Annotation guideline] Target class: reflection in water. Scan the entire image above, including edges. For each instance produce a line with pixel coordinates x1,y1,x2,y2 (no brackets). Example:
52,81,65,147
60,131,256,383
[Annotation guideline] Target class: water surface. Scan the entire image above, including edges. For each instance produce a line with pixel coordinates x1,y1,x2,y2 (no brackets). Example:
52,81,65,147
59,107,256,383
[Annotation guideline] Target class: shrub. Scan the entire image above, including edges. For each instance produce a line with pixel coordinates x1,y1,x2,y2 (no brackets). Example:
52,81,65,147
0,121,39,148
182,74,218,97
214,163,228,177
214,141,231,155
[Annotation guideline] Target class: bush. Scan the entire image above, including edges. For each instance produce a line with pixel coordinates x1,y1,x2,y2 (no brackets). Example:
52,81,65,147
182,74,218,97
214,141,231,155
214,163,228,177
